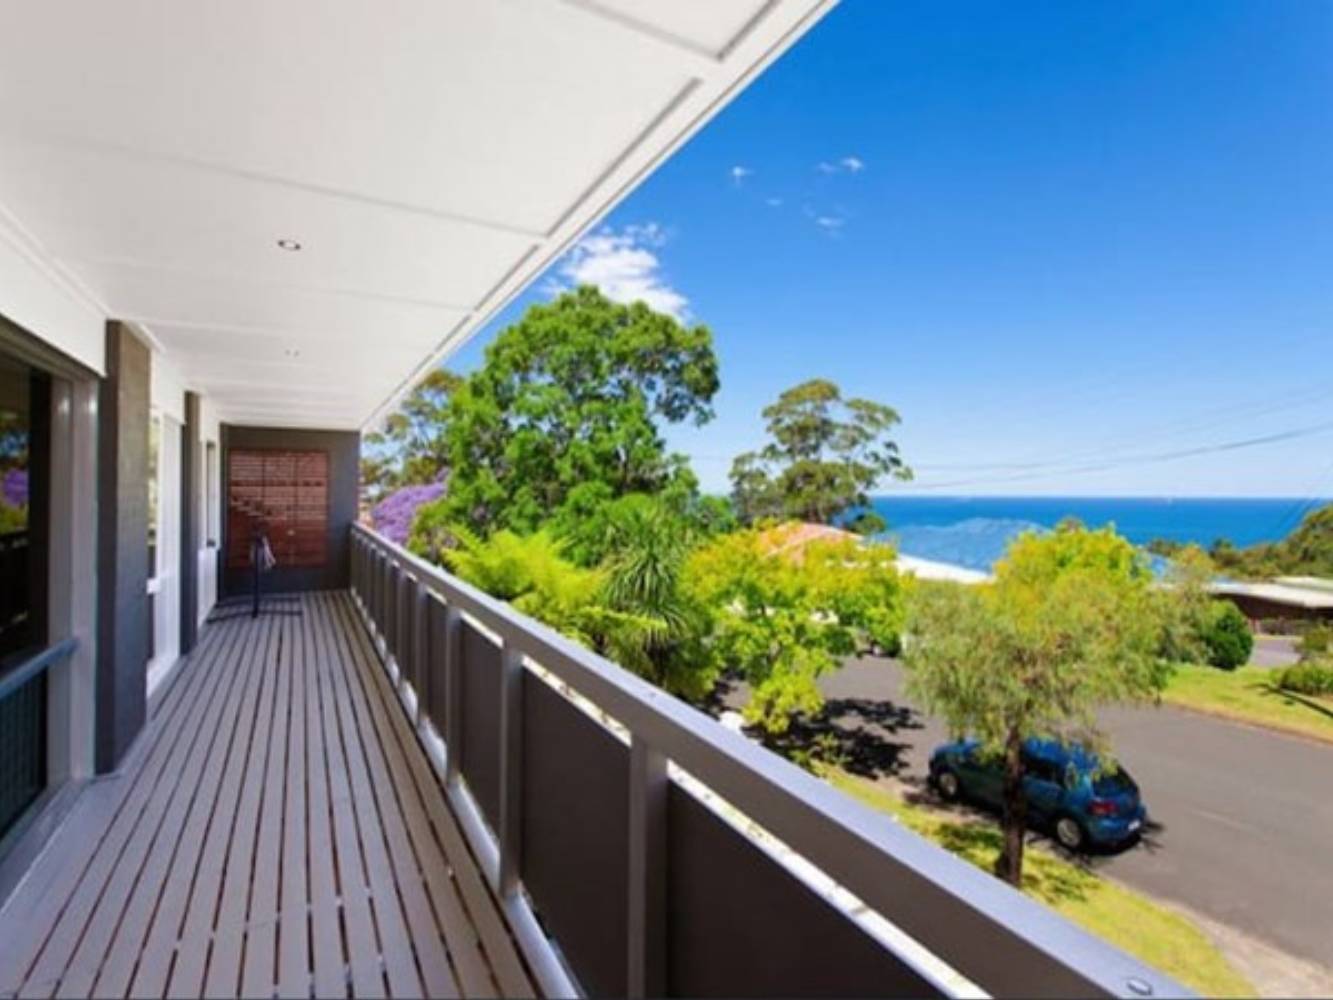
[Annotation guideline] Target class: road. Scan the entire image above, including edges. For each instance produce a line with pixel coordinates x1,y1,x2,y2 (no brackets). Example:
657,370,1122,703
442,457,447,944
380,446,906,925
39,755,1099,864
757,657,1333,966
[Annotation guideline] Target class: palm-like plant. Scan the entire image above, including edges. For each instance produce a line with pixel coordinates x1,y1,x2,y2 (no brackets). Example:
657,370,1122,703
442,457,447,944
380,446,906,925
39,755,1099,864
436,511,718,701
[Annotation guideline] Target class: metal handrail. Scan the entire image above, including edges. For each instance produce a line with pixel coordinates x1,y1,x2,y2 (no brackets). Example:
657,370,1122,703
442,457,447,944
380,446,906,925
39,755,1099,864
0,637,77,702
351,523,1189,999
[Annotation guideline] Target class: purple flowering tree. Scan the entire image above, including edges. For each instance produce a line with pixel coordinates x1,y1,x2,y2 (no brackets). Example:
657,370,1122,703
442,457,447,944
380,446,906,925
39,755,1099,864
0,467,27,533
371,481,446,546
2,468,26,507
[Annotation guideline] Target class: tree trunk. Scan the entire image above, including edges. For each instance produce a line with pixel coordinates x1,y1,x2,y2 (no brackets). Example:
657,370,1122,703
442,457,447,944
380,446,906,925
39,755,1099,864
995,728,1026,887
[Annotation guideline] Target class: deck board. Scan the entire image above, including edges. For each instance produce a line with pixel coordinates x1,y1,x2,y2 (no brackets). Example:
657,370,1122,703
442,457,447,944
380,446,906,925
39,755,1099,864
0,592,535,1000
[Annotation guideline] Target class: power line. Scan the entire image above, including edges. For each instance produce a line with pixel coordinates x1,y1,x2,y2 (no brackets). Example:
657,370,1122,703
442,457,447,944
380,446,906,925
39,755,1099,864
909,419,1333,491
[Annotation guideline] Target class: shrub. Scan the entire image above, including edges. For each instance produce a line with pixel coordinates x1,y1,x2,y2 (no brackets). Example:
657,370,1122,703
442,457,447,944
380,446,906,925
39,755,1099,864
1299,624,1331,659
1200,601,1253,670
1275,662,1333,697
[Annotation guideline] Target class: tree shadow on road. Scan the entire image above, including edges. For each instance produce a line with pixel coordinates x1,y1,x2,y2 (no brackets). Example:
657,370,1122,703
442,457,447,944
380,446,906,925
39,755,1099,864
764,696,927,780
707,676,930,780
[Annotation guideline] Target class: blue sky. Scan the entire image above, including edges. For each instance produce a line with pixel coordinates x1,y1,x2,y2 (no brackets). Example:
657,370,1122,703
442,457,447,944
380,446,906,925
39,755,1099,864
449,0,1333,498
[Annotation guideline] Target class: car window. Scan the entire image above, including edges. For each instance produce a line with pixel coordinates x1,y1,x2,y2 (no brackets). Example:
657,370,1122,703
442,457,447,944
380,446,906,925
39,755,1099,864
1092,768,1137,795
1023,755,1062,784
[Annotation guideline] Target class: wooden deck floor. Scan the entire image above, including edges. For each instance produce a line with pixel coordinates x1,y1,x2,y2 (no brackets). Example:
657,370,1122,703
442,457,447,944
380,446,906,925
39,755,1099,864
0,592,534,999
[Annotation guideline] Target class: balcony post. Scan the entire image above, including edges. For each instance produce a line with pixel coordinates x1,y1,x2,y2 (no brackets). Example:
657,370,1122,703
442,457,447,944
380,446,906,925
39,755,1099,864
627,736,667,999
497,644,523,897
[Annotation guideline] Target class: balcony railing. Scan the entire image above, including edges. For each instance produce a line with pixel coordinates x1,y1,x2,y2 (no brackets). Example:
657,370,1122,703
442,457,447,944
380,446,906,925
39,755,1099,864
350,524,1189,999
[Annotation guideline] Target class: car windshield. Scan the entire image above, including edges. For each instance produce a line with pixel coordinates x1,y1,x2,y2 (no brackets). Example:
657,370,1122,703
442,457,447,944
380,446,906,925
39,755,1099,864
1092,768,1137,796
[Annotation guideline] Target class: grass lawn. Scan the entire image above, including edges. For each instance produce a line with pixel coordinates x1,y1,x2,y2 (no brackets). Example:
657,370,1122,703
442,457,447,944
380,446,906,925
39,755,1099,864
1163,663,1333,744
822,767,1254,998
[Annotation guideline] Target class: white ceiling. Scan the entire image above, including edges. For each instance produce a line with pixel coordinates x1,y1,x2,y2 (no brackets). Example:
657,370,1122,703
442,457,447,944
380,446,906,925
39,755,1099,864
0,0,833,429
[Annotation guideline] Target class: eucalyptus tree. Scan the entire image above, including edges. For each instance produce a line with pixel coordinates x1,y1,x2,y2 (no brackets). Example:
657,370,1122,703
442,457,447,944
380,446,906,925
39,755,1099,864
730,378,911,533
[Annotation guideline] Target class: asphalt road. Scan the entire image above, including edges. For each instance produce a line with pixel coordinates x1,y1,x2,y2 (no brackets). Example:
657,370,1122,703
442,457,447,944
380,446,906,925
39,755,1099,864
776,657,1333,966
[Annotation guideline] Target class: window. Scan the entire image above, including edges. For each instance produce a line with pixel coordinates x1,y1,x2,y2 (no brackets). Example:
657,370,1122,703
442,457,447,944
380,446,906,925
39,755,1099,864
147,413,160,576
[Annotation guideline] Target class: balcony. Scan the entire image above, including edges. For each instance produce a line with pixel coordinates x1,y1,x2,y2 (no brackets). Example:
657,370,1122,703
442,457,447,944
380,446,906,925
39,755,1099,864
0,526,1185,999
0,590,532,1000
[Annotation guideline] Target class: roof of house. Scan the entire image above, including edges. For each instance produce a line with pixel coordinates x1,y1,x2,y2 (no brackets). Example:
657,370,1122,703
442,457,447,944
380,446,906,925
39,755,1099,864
1209,580,1333,610
755,521,992,583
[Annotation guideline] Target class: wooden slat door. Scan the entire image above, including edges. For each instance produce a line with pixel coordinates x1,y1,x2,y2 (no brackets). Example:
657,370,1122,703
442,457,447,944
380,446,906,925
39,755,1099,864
226,449,328,570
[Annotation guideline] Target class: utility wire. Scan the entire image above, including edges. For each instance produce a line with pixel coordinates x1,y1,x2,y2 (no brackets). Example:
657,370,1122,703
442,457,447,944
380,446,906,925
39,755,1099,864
909,419,1333,491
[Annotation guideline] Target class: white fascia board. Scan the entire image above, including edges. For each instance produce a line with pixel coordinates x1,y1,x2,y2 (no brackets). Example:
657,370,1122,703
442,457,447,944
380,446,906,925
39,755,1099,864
0,206,105,374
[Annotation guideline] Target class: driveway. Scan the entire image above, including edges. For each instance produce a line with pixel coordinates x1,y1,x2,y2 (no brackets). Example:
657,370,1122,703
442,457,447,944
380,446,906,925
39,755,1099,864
1250,635,1300,668
734,657,1333,966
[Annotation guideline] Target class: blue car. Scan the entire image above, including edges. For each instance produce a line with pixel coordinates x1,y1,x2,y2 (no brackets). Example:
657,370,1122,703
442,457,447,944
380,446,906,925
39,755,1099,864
928,737,1146,851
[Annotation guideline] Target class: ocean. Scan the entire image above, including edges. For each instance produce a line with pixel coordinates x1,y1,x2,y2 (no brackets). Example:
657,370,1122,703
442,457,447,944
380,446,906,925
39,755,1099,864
868,496,1327,573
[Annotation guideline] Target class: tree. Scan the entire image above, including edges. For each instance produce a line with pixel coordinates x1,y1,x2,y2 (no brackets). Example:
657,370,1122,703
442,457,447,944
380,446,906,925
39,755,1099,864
427,286,719,536
683,527,907,732
902,523,1171,887
361,368,462,502
1203,504,1333,580
729,379,910,532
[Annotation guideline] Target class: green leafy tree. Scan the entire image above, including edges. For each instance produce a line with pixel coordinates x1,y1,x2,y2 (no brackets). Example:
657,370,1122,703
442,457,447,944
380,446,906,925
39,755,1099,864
1200,504,1333,579
683,528,906,732
902,523,1171,887
361,369,462,502
729,379,911,532
428,286,719,536
1157,545,1254,669
1157,544,1216,665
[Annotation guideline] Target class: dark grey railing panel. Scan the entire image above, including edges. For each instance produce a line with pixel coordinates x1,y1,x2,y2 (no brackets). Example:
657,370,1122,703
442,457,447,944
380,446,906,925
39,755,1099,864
666,783,940,998
459,620,502,832
425,595,446,732
521,672,630,997
385,563,402,665
395,572,415,692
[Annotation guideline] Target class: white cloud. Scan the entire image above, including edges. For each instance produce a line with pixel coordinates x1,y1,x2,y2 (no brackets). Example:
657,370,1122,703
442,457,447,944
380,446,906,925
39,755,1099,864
814,215,845,231
552,223,688,320
765,196,784,207
730,164,753,185
816,155,867,175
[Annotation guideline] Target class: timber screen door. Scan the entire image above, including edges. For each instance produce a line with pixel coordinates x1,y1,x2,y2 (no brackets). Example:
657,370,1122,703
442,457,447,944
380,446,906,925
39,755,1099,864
226,449,329,570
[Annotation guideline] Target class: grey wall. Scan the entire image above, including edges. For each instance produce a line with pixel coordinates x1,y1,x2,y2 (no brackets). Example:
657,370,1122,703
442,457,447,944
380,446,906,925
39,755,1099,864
178,392,199,654
95,322,149,773
220,425,359,597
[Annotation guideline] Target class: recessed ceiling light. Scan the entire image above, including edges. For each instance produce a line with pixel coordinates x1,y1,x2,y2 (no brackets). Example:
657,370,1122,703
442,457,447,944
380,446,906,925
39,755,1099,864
276,238,302,251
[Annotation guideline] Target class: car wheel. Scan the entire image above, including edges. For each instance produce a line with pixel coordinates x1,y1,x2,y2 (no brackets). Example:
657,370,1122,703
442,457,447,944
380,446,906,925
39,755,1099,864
1055,815,1086,852
936,769,961,802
